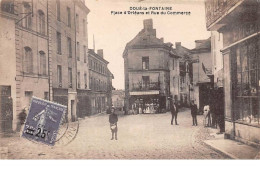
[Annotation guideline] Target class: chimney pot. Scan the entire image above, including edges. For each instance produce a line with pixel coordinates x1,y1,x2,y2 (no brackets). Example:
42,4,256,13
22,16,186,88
143,19,153,30
97,49,103,58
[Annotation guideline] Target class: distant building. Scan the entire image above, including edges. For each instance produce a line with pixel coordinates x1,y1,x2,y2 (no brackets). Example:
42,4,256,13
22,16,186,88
190,38,212,111
205,0,260,146
175,42,193,107
88,49,114,115
112,90,125,110
123,19,180,114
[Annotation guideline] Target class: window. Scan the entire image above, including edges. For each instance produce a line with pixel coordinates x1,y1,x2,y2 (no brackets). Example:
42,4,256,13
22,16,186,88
77,72,80,88
23,2,32,29
1,0,14,14
84,45,87,63
76,14,79,33
77,42,80,60
67,37,72,58
24,47,33,73
44,92,49,100
83,19,86,37
25,91,33,107
38,10,45,34
142,57,149,70
39,51,46,75
172,59,175,70
67,7,71,27
233,39,260,125
68,68,72,88
57,65,62,87
142,76,150,90
90,77,93,89
56,32,61,54
56,0,60,21
84,73,87,89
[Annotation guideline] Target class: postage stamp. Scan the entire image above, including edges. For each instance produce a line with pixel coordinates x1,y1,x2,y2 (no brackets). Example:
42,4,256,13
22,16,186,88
21,97,67,146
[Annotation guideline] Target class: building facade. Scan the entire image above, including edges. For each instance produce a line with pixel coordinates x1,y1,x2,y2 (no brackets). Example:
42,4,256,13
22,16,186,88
112,90,125,110
0,0,92,133
0,0,18,133
123,19,180,114
88,49,113,115
175,42,193,107
48,0,78,122
205,0,260,146
190,38,212,111
74,0,90,118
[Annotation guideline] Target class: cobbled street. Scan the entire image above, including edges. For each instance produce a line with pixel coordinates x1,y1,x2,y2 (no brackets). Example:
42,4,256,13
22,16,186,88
1,108,228,159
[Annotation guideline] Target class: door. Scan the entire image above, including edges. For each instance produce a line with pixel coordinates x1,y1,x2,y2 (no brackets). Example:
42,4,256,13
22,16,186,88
71,100,75,122
0,86,12,133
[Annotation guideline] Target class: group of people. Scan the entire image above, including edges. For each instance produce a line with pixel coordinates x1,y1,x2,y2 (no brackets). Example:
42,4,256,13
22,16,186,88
132,102,160,114
168,97,198,126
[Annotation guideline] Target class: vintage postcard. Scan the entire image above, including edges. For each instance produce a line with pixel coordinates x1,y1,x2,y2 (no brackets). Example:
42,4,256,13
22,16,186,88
0,0,260,160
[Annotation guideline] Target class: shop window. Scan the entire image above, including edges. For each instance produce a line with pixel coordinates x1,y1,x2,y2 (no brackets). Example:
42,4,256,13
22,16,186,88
234,40,259,125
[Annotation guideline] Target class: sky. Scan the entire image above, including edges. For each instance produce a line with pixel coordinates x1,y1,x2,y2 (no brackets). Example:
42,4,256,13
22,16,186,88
85,0,210,90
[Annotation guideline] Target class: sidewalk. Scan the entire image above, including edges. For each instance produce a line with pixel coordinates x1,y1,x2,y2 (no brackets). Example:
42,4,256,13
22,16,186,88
204,128,260,159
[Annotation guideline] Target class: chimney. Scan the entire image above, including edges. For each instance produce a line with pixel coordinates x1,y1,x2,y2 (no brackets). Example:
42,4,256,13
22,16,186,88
97,49,103,58
143,19,153,30
175,42,181,49
160,38,164,43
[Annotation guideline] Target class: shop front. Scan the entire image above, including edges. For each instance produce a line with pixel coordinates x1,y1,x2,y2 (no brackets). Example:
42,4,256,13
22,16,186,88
221,20,260,146
129,90,166,114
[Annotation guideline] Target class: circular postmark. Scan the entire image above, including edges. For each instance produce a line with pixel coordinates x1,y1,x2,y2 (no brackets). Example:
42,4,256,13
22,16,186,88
54,114,79,147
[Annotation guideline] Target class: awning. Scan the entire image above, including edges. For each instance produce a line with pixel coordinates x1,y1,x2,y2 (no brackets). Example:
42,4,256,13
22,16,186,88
130,90,160,96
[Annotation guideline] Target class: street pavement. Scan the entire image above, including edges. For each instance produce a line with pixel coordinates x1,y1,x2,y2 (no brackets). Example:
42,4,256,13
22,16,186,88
0,108,228,159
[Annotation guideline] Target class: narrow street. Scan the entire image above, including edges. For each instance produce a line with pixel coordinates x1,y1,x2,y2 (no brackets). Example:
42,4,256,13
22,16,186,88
1,108,228,159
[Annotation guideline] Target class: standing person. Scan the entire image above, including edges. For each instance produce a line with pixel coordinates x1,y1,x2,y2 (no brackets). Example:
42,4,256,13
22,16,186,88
109,107,118,140
204,105,211,127
169,96,179,125
190,100,198,126
16,107,27,132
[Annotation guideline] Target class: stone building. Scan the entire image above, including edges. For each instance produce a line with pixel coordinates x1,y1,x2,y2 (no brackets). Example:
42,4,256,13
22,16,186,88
0,0,91,133
0,0,18,133
123,19,180,114
205,0,260,146
88,49,113,115
175,42,193,107
48,0,78,122
112,90,125,110
74,0,90,118
190,38,212,111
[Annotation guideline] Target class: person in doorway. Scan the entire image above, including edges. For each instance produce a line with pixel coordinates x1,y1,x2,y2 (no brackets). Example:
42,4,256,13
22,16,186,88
190,100,198,126
169,96,179,125
109,107,118,140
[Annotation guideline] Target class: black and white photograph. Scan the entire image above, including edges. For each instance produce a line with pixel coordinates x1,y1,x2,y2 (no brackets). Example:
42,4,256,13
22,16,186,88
0,0,260,162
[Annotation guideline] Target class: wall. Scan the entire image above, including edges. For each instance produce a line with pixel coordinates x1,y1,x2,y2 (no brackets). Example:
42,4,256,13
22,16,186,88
0,15,16,129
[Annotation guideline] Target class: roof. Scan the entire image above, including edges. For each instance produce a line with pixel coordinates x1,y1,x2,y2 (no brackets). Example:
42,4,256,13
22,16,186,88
190,37,211,53
88,49,109,64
